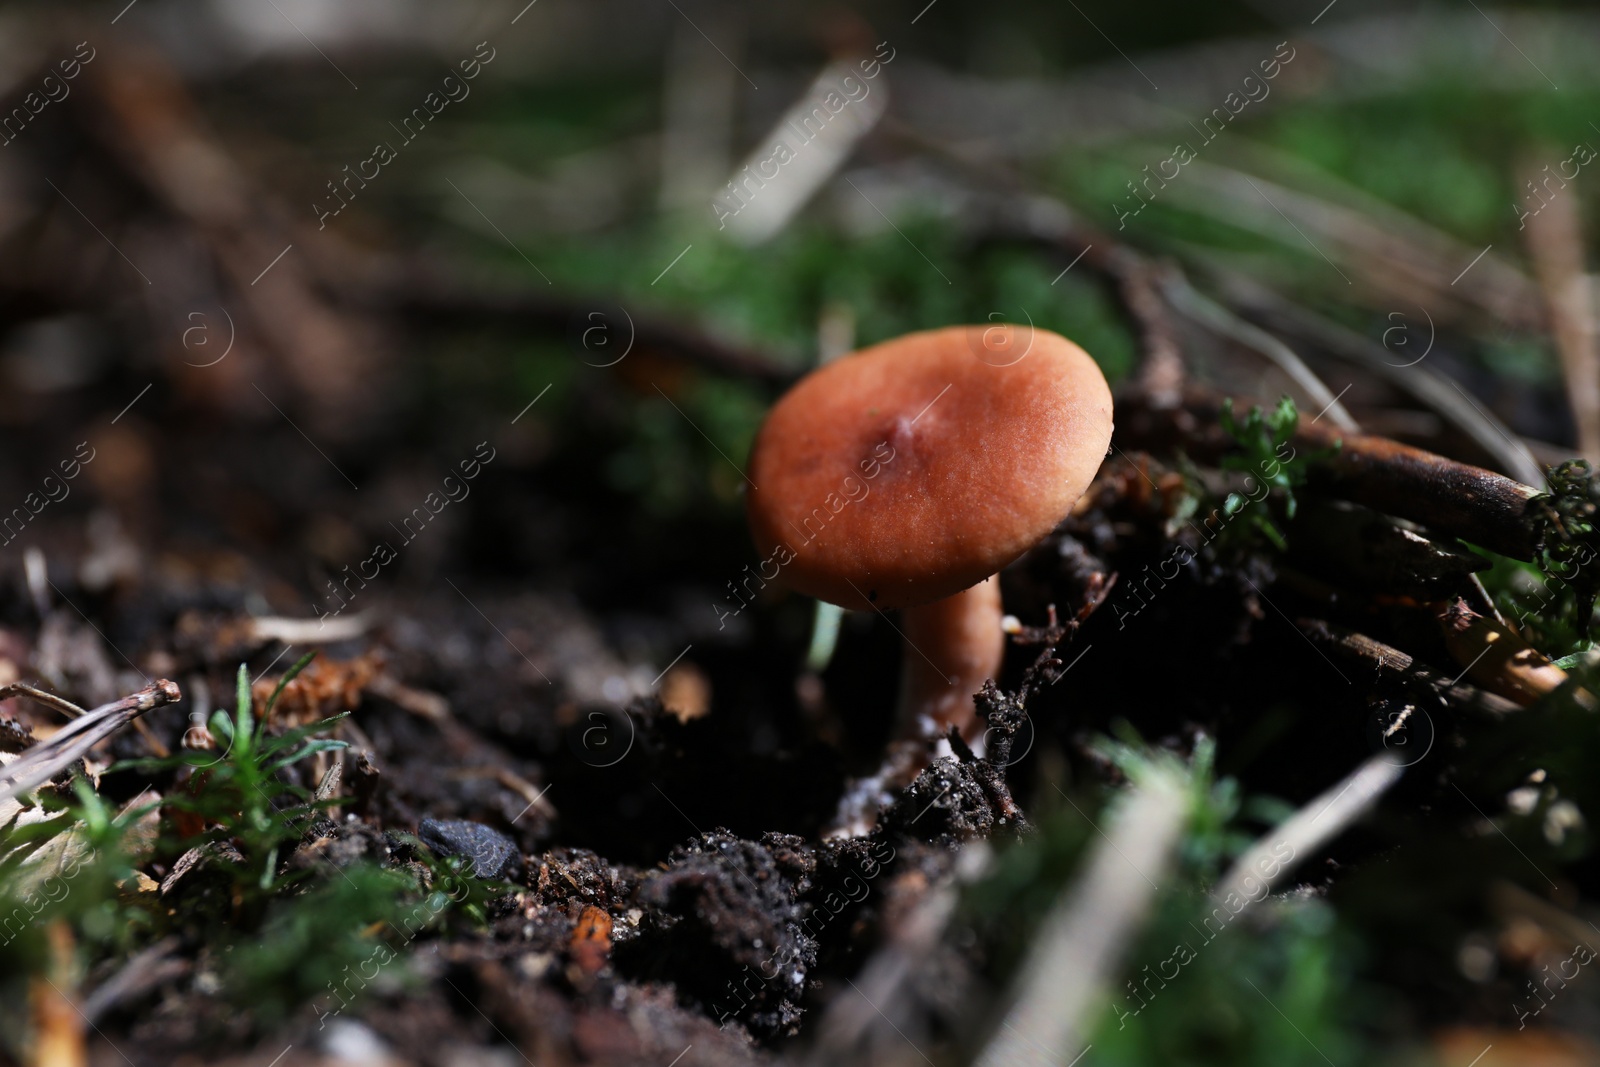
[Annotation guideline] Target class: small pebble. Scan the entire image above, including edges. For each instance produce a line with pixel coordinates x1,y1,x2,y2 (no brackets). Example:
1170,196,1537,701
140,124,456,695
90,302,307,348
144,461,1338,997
418,818,519,880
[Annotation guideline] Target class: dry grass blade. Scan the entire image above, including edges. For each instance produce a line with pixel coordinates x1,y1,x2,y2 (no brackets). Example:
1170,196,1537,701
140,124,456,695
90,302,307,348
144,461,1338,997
0,683,87,721
0,680,181,805
1213,753,1405,913
975,766,1188,1067
1212,270,1548,486
248,614,373,646
1172,162,1542,332
1160,270,1360,432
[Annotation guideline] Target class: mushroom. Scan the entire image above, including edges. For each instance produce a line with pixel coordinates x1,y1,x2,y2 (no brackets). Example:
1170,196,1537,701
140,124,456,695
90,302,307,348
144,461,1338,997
744,324,1112,826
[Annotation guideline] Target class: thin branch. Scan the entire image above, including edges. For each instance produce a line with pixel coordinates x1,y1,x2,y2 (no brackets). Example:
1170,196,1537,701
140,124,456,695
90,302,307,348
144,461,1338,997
1297,620,1523,719
379,259,798,388
0,680,182,804
1117,386,1545,560
0,684,88,721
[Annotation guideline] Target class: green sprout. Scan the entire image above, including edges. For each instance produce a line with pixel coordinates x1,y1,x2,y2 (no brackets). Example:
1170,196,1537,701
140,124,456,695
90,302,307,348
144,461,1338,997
1215,396,1334,552
119,652,348,899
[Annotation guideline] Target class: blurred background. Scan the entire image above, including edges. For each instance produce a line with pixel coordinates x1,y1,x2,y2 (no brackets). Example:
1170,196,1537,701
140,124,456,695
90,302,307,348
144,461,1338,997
0,0,1591,583
0,0,1592,570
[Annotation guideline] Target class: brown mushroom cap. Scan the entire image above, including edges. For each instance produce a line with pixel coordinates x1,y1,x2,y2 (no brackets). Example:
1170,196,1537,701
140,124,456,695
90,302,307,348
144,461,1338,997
745,324,1113,611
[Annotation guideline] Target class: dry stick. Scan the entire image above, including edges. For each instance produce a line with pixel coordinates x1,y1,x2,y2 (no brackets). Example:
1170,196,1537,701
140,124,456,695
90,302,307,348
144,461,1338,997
1001,213,1186,408
1114,250,1187,409
1299,424,1545,561
1212,753,1404,914
0,684,88,721
1117,387,1545,560
1523,154,1600,466
975,766,1189,1067
0,682,170,759
1436,598,1569,707
365,671,450,721
0,680,181,805
1297,620,1523,718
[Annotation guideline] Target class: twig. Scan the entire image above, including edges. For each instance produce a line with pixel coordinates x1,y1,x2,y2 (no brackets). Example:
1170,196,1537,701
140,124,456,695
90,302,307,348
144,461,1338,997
1436,598,1568,707
1300,425,1544,560
363,671,449,721
0,680,181,804
1117,386,1546,559
0,684,88,720
492,766,557,821
380,259,797,387
1113,252,1187,409
0,683,171,760
1298,620,1523,718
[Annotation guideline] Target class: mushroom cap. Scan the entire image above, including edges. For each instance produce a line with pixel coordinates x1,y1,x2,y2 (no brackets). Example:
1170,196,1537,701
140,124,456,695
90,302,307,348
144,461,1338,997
745,324,1113,611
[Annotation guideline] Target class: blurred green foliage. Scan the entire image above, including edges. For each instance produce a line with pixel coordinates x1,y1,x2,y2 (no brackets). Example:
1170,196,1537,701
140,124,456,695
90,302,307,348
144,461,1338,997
453,221,1139,523
960,733,1372,1065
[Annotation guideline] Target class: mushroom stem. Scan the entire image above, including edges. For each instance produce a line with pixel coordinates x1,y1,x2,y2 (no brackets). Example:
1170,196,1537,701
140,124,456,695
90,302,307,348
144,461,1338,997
825,577,1007,839
897,576,1006,745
